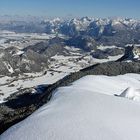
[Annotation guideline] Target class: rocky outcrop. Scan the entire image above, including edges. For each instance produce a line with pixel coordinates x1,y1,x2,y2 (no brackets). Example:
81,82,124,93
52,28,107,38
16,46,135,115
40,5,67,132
117,45,140,61
0,47,48,75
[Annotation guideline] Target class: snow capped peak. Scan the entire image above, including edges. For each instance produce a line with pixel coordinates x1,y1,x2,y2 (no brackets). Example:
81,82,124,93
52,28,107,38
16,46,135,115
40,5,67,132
49,17,62,25
70,18,81,24
13,50,24,56
80,16,92,22
69,17,91,31
42,17,62,25
41,17,140,35
111,19,121,26
111,17,140,28
52,17,61,22
95,18,109,25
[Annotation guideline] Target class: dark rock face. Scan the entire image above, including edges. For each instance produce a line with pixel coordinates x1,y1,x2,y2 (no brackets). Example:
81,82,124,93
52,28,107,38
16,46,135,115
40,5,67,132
66,36,97,51
24,37,67,58
23,41,50,54
117,45,140,62
91,49,108,59
91,48,124,59
81,62,140,76
103,48,124,56
20,50,48,72
0,47,48,75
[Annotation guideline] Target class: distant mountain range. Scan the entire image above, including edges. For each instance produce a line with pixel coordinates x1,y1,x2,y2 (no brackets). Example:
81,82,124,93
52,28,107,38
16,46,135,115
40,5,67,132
0,17,140,75
0,17,140,46
0,16,140,135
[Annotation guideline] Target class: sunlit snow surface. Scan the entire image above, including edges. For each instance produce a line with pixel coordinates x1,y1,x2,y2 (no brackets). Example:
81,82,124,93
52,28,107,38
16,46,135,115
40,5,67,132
1,74,140,140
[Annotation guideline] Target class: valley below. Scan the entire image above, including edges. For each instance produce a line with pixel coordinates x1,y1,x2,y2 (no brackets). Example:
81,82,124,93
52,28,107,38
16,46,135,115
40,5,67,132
0,16,140,138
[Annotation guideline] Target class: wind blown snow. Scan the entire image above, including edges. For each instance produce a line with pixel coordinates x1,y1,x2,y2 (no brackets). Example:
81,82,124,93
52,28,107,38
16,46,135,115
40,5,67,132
1,74,140,140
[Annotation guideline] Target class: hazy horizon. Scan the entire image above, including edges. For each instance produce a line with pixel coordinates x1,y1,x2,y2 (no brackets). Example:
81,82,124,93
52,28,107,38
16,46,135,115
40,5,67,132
0,0,139,19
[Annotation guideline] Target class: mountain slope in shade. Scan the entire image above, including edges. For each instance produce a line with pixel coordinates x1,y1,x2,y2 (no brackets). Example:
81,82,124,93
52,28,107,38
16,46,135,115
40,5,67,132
1,74,140,140
117,45,140,61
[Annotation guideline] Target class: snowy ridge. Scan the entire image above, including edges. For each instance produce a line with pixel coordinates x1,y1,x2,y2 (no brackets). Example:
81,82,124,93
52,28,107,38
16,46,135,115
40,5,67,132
1,74,140,140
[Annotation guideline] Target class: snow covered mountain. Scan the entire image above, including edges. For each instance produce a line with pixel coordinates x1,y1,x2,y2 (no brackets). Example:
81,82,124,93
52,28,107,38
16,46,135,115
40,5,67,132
39,18,140,46
1,74,140,140
0,17,140,46
0,16,140,137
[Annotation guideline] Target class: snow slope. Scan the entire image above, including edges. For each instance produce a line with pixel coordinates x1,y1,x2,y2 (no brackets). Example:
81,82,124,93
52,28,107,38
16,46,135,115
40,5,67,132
1,74,140,140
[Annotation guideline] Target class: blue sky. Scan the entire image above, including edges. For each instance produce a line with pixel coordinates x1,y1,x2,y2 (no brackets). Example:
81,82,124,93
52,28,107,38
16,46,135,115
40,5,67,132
0,0,139,18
